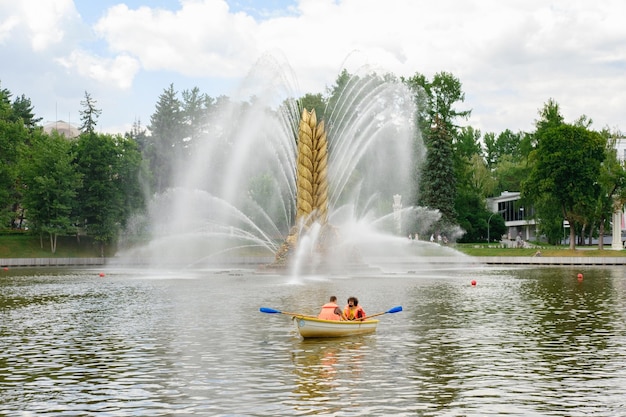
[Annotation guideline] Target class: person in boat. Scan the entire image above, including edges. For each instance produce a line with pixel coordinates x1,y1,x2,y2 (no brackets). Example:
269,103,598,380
344,296,366,321
318,296,346,321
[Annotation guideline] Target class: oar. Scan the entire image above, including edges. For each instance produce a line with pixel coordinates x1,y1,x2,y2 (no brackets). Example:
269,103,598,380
363,306,403,320
259,307,315,318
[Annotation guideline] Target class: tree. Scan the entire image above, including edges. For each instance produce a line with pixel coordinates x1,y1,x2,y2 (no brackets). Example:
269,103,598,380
535,98,564,131
299,93,326,122
20,131,81,252
147,84,185,192
456,189,505,243
454,126,490,198
403,71,470,230
419,116,457,225
325,69,354,120
74,132,145,255
594,130,626,249
181,86,214,151
492,154,527,196
12,94,42,131
482,129,527,168
533,194,567,245
79,91,102,134
523,108,606,249
0,83,29,227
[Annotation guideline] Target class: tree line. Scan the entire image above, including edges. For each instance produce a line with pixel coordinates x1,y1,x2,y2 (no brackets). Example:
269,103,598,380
0,85,145,255
1,69,624,254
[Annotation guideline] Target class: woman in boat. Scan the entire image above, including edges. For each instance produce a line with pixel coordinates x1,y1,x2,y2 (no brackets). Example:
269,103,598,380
344,296,366,321
318,296,346,321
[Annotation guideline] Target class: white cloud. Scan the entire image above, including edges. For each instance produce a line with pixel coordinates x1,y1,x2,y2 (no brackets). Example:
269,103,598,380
0,15,19,43
0,0,80,51
56,50,140,89
2,0,626,135
94,2,258,77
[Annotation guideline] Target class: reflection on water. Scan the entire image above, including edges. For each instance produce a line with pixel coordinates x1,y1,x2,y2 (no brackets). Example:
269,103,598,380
1,266,626,416
292,339,365,399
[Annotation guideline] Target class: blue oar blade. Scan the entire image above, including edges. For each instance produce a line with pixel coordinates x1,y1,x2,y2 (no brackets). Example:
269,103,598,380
260,307,281,314
387,306,403,314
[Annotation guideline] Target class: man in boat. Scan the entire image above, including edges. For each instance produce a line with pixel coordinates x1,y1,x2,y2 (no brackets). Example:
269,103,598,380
344,296,366,321
318,296,347,321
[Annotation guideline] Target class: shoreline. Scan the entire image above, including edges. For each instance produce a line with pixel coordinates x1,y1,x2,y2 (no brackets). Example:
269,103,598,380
3,255,626,268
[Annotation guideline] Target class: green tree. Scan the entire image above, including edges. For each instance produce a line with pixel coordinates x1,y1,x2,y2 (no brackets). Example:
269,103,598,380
535,98,564,131
483,132,497,169
484,128,533,198
533,194,567,245
182,86,214,151
299,93,326,121
79,91,102,134
594,129,626,249
522,102,606,249
494,129,523,161
325,69,353,120
0,83,29,227
12,94,42,131
147,84,185,192
454,126,489,196
20,131,81,252
403,71,470,230
456,190,505,243
74,132,144,255
456,126,483,160
492,154,527,195
420,116,457,225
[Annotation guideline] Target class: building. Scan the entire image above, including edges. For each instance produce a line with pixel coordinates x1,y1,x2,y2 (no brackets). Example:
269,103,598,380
487,190,625,249
43,120,80,139
485,138,626,247
486,191,537,243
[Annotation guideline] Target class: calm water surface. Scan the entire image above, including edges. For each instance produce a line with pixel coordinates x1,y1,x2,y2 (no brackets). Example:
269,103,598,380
1,265,626,416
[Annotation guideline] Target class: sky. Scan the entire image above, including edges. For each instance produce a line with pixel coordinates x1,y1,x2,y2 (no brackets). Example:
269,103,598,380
1,0,625,136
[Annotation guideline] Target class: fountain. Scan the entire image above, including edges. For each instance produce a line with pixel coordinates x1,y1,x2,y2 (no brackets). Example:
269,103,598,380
118,55,470,274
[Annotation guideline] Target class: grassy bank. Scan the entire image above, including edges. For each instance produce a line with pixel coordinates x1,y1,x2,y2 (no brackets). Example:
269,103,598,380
2,233,626,259
455,243,626,257
0,233,107,258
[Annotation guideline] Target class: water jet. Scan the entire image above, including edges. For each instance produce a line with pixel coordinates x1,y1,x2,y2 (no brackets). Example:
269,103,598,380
117,56,472,274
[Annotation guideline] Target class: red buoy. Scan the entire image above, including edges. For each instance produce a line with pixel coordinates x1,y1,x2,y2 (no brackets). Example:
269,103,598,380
99,272,105,277
577,273,583,281
471,279,477,286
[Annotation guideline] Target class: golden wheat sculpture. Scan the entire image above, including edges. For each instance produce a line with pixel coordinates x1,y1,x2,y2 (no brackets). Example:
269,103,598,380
296,108,328,227
272,108,330,266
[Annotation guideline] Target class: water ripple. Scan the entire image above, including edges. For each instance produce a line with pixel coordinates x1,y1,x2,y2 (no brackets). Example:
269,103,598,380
1,268,626,415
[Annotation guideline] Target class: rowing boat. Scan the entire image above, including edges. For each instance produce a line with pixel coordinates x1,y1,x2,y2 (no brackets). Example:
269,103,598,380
292,316,379,338
259,306,401,338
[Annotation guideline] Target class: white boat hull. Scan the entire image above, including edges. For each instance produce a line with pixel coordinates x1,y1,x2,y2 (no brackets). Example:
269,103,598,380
293,316,379,338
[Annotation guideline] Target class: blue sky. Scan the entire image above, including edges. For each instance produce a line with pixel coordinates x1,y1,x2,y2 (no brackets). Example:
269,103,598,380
1,0,625,135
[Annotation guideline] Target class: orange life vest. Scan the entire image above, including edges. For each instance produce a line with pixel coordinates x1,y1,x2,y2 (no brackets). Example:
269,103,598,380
344,305,366,320
318,302,341,320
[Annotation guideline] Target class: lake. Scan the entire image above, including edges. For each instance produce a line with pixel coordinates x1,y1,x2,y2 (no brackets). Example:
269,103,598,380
1,264,625,416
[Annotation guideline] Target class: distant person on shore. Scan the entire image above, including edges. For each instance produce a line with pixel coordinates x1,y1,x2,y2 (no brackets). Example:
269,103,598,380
343,296,366,321
318,296,346,321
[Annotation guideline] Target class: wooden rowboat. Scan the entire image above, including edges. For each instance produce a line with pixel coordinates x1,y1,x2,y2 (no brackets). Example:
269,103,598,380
259,306,401,339
292,316,379,338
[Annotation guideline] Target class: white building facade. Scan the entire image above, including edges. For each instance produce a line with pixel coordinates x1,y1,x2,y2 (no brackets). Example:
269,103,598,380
486,191,537,243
